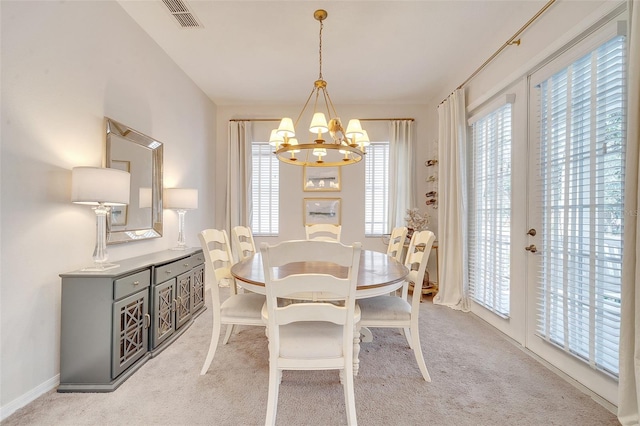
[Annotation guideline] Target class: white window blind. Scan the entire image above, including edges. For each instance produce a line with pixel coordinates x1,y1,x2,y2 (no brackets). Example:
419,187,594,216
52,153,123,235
251,142,279,235
365,142,389,236
468,102,512,317
535,35,625,377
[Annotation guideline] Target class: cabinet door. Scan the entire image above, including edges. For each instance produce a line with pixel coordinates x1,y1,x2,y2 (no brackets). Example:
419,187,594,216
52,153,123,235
112,290,149,378
191,264,205,313
153,279,176,348
176,271,192,329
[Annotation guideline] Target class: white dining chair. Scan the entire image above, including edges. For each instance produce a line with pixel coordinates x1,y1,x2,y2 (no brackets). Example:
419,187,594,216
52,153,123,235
231,225,257,262
198,229,266,375
387,226,408,262
260,240,362,426
357,230,436,382
305,223,342,241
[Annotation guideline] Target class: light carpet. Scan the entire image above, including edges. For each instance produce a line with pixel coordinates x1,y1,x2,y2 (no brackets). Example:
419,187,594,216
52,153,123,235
4,293,620,425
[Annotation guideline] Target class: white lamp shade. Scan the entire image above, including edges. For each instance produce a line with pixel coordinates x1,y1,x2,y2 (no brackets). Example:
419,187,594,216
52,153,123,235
289,138,301,153
277,117,295,138
164,188,198,210
356,130,371,146
71,167,130,206
309,112,329,134
345,119,364,138
313,148,327,157
269,129,284,146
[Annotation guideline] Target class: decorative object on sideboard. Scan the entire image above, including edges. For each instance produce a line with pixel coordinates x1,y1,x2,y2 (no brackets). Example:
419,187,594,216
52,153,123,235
270,9,369,167
71,166,130,271
164,188,198,250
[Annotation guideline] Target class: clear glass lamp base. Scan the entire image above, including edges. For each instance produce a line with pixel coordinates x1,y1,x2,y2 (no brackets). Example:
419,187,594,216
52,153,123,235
170,209,189,251
82,205,120,271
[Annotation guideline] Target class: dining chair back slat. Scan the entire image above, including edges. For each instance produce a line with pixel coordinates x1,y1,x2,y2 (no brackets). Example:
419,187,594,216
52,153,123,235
305,224,342,241
231,225,257,263
387,226,408,262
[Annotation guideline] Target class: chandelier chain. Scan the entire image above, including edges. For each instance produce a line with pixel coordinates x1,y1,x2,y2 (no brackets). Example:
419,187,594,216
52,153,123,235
318,19,323,80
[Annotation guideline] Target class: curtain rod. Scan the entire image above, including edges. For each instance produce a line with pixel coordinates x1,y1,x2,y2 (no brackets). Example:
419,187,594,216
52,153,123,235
229,117,414,122
439,0,557,105
229,119,280,122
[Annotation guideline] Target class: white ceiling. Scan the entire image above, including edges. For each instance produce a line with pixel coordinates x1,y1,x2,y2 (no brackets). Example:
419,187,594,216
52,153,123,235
117,0,548,106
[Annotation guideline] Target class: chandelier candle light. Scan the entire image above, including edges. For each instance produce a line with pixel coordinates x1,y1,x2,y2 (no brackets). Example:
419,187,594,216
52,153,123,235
164,188,198,250
271,9,369,167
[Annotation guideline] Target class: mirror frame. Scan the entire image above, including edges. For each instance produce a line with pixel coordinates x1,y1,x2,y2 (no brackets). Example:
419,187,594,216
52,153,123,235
105,117,163,244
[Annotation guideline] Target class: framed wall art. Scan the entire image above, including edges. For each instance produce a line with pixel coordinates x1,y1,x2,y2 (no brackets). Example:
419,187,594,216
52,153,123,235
303,166,341,192
303,198,341,225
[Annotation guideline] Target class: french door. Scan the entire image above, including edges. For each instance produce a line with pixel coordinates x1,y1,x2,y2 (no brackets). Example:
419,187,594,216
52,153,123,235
525,21,625,405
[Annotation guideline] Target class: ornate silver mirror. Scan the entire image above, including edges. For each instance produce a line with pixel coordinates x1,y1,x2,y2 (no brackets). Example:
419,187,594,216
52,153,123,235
105,117,163,244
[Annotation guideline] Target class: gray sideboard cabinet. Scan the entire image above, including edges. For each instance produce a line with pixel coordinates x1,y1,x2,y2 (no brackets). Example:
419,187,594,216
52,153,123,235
150,251,205,352
59,248,205,392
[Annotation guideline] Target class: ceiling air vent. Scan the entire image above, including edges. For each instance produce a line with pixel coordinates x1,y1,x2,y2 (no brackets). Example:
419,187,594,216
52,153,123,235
162,0,203,29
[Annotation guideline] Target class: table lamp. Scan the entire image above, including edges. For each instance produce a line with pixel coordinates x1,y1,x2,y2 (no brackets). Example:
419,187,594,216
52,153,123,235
164,188,198,250
71,166,130,271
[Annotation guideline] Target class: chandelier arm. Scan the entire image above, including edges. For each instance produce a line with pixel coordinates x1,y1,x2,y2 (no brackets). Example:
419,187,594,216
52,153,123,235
321,89,332,120
313,90,322,115
294,86,319,128
323,88,339,120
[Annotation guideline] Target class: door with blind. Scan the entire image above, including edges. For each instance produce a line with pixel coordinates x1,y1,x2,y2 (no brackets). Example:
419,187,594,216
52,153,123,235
526,21,625,405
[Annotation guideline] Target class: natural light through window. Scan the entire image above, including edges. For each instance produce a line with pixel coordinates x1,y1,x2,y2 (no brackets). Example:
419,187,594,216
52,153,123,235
365,142,389,236
251,142,279,235
468,101,512,317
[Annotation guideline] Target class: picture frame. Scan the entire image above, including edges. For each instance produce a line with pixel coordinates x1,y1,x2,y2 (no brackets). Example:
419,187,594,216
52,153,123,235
110,206,128,226
303,166,341,192
109,159,130,226
303,198,341,225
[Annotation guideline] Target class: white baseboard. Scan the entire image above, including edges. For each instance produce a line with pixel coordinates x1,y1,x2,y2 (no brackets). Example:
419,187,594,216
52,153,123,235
0,374,59,421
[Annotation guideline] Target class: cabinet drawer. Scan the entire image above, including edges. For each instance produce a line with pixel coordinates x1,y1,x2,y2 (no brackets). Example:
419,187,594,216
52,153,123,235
155,257,193,283
114,270,150,300
189,252,205,267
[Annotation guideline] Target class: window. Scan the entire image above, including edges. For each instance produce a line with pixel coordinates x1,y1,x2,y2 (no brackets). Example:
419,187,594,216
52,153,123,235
251,142,279,235
534,35,625,376
468,101,513,317
364,142,389,236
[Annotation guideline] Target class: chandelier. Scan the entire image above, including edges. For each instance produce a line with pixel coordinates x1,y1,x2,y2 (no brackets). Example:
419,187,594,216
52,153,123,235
270,9,368,167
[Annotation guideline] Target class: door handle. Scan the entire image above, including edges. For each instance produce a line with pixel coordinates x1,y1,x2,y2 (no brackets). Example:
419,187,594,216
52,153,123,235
525,244,537,253
526,228,537,236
